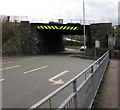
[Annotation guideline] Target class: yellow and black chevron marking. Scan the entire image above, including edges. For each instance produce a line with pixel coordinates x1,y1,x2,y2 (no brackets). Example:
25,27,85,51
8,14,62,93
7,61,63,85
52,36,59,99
37,25,79,30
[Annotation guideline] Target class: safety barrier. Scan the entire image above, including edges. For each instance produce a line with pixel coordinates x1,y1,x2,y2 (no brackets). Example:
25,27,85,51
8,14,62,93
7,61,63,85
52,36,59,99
28,50,109,110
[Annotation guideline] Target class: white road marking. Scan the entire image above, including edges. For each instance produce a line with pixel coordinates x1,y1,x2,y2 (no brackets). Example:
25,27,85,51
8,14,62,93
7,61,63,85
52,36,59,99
24,65,48,74
23,58,39,61
0,62,13,64
49,70,69,85
3,57,10,59
0,79,5,82
0,65,21,71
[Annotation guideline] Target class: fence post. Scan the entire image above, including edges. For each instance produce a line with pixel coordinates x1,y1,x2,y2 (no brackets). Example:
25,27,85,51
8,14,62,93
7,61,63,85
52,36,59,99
92,74,95,97
91,66,94,73
85,72,87,80
73,80,77,110
49,99,52,110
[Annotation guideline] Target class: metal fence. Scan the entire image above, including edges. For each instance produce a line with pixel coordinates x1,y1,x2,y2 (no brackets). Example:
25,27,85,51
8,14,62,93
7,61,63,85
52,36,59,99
28,50,109,110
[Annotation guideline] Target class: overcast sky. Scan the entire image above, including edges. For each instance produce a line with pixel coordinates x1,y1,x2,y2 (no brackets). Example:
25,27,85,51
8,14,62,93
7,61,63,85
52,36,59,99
0,0,119,25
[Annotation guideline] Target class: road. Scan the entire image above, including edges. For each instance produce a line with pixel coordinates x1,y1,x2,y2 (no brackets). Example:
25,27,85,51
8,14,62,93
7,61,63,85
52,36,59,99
1,55,94,109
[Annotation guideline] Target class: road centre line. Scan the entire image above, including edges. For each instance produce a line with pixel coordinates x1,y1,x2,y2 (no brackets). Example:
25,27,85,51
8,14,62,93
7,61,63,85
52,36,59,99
0,79,5,82
0,62,13,64
23,57,39,61
24,65,48,74
0,65,21,71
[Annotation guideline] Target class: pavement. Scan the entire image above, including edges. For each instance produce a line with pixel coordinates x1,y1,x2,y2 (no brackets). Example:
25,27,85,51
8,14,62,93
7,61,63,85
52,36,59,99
93,59,119,108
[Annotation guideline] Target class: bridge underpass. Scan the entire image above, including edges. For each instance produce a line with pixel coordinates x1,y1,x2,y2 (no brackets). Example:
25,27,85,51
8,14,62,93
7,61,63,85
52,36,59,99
20,22,111,54
30,23,91,54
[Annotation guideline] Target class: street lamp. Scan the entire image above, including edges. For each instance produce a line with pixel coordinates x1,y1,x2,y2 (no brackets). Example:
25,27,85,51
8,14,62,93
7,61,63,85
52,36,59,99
83,0,86,56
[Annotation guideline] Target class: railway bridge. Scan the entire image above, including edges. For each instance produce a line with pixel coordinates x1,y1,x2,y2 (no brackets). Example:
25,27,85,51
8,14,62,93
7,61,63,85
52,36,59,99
20,21,111,54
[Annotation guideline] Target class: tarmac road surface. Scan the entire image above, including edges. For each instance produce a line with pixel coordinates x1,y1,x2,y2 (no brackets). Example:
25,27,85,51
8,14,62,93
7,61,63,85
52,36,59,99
1,55,94,108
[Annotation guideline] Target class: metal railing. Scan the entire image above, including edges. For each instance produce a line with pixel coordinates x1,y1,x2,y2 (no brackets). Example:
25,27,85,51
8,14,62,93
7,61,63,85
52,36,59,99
28,50,109,110
29,18,95,25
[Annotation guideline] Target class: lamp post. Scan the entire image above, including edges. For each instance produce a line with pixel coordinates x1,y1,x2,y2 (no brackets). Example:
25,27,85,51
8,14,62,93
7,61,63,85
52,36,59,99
83,0,86,56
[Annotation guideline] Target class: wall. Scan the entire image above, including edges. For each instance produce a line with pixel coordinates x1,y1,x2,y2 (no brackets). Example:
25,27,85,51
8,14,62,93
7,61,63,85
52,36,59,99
90,23,112,48
21,21,40,54
2,22,21,55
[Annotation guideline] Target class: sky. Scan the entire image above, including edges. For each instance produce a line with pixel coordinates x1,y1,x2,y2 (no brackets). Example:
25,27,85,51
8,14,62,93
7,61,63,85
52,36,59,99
0,0,119,25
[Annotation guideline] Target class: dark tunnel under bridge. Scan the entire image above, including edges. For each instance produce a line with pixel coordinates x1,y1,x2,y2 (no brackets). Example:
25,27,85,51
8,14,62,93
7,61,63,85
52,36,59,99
28,23,91,54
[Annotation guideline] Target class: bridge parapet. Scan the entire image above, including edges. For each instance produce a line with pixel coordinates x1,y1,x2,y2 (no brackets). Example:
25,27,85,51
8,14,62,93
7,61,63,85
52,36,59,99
32,23,85,32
